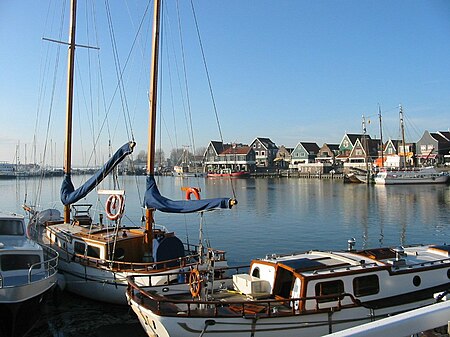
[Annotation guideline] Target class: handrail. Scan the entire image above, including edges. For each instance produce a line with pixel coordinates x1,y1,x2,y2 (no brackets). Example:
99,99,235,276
0,245,58,289
127,275,361,318
27,245,59,283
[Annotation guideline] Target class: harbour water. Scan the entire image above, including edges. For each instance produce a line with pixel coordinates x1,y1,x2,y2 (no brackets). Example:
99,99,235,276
1,175,449,336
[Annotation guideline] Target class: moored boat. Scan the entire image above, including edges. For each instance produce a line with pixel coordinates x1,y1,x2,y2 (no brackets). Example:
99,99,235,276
374,166,449,185
0,212,58,337
24,0,236,305
127,241,450,337
207,169,250,178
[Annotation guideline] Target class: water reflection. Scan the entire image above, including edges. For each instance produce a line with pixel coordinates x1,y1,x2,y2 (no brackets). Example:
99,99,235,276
2,176,450,335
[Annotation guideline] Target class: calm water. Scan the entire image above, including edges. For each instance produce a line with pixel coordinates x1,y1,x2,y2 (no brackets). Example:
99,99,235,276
1,175,450,336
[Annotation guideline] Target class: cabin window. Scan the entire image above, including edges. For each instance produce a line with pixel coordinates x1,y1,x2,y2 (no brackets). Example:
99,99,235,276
74,241,86,255
252,267,260,278
1,254,41,271
0,220,24,235
353,275,379,297
413,276,421,287
74,241,100,258
315,280,344,303
273,268,294,298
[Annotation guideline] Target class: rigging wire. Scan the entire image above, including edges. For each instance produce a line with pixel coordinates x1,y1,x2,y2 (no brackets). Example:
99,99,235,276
189,0,237,198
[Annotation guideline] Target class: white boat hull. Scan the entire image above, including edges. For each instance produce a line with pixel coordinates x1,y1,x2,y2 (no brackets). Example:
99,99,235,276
375,167,449,185
127,295,433,337
58,258,227,304
0,273,58,304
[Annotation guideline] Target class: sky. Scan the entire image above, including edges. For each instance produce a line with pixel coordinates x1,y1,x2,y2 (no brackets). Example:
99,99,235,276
1,0,450,166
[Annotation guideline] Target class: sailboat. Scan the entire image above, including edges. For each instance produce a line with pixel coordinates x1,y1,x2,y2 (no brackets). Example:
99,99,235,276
374,106,449,185
24,0,236,305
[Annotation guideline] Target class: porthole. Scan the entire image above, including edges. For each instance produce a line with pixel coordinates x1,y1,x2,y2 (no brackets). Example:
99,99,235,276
413,276,421,287
447,269,450,279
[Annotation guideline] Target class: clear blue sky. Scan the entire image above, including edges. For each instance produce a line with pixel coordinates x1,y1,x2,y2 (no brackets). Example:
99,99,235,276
1,0,450,166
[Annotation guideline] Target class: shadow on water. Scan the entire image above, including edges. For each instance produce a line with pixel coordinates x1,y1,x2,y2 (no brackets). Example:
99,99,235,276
27,291,146,337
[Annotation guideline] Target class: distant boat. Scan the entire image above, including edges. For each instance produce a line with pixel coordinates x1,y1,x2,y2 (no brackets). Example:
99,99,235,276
344,168,372,184
0,212,58,337
375,106,449,185
374,166,449,185
0,163,16,179
127,241,450,337
207,169,250,178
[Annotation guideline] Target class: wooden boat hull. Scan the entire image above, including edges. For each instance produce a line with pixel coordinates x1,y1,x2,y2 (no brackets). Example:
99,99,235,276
207,171,250,178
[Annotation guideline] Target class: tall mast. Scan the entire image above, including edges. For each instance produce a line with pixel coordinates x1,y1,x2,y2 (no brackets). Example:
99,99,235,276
399,104,406,168
145,0,161,260
378,105,383,167
64,0,77,223
362,115,369,183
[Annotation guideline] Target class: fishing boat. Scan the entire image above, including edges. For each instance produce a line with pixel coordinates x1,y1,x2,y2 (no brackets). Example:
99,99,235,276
374,166,449,185
207,169,250,178
127,239,450,337
0,212,58,337
24,0,236,305
375,105,449,185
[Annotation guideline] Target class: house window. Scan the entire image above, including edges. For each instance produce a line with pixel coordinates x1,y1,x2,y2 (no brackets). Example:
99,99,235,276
420,145,427,152
353,275,379,297
300,152,305,157
315,280,344,303
261,151,265,156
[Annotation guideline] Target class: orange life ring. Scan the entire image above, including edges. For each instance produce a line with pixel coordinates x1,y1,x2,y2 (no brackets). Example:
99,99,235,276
105,194,124,221
185,187,201,200
189,268,201,298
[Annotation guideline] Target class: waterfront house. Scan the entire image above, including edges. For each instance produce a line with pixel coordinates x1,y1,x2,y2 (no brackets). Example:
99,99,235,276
291,142,320,166
373,138,416,169
203,141,256,173
290,142,321,173
314,143,340,174
250,137,278,169
336,133,366,164
416,130,450,166
274,145,293,169
316,143,339,164
342,136,382,173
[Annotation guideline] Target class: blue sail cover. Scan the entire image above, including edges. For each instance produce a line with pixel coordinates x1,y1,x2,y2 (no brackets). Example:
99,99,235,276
144,175,232,213
61,142,135,205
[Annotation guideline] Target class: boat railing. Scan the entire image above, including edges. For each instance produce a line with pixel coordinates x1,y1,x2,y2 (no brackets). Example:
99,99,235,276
127,274,361,318
0,245,58,289
130,265,248,287
72,251,203,272
28,245,59,282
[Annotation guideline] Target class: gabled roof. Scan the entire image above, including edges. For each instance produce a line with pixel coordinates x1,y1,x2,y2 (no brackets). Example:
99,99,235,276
324,143,339,151
221,145,252,155
208,141,226,155
438,131,450,141
431,132,450,145
299,142,320,154
346,133,372,145
251,137,278,150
